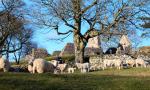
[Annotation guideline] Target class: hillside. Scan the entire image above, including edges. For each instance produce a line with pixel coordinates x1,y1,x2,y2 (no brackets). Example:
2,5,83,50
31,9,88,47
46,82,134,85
138,46,150,56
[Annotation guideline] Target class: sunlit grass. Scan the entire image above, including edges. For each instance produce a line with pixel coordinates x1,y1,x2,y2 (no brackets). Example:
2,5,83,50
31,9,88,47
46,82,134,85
90,67,150,76
0,68,150,90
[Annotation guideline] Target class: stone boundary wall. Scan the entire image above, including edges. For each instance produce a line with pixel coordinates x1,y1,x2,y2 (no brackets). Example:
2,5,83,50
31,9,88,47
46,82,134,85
89,54,150,70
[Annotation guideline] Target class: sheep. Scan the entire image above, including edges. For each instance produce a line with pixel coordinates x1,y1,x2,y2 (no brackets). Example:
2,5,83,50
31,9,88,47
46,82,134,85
81,63,90,73
76,63,90,73
68,67,76,73
102,59,114,70
32,58,56,74
25,55,58,74
89,57,100,71
115,59,122,70
25,55,35,73
76,63,82,69
28,64,33,73
102,59,122,70
48,60,58,67
27,57,34,73
48,60,65,74
54,68,61,74
57,63,67,73
135,58,146,68
0,57,10,72
125,59,135,67
90,64,99,71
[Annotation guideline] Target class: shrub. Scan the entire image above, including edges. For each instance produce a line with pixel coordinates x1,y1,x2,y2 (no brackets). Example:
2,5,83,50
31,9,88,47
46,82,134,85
44,56,56,61
61,55,75,63
45,55,75,62
10,60,28,66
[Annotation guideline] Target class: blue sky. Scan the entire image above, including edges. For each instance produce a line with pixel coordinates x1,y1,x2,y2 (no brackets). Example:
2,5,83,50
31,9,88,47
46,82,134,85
26,0,150,54
32,30,73,54
32,28,150,54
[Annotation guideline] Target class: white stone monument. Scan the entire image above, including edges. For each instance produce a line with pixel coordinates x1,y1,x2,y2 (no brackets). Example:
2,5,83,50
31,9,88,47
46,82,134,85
119,35,132,54
87,36,100,48
119,35,131,50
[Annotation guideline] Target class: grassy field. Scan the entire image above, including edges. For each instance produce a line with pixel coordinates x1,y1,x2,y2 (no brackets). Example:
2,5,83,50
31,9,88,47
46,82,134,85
0,68,150,90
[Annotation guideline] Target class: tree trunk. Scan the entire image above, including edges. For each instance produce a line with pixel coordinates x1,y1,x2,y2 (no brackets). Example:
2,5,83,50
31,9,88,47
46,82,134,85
72,0,84,63
74,34,85,63
6,52,9,60
74,45,84,63
16,60,20,65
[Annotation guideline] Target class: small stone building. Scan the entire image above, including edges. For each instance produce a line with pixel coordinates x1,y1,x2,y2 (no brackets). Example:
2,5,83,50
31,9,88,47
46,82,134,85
31,48,49,58
59,43,75,56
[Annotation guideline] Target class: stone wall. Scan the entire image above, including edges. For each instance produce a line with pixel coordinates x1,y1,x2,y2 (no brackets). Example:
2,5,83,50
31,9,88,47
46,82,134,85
89,55,103,70
89,54,129,70
89,54,150,71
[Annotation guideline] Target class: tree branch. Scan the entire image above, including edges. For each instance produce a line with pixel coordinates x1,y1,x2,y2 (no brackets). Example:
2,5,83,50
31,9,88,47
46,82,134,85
62,18,76,29
140,9,150,16
0,34,9,47
1,42,23,53
49,32,72,42
79,0,97,15
52,24,73,35
84,28,125,41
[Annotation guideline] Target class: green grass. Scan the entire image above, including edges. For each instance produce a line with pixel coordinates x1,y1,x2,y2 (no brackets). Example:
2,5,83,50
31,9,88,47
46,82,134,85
1,68,150,90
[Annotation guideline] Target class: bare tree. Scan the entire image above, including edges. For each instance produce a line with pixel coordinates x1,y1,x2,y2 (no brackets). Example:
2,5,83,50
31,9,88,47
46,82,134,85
11,29,33,64
32,0,150,63
0,0,30,56
140,17,150,37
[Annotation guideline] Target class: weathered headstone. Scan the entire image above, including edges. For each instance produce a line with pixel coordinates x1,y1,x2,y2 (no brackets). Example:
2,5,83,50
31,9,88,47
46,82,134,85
86,36,102,56
87,36,100,48
119,35,131,49
119,35,132,54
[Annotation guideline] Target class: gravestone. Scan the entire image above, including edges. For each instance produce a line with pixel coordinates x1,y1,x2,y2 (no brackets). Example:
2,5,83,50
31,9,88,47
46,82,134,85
87,36,100,48
119,35,132,54
85,36,102,56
